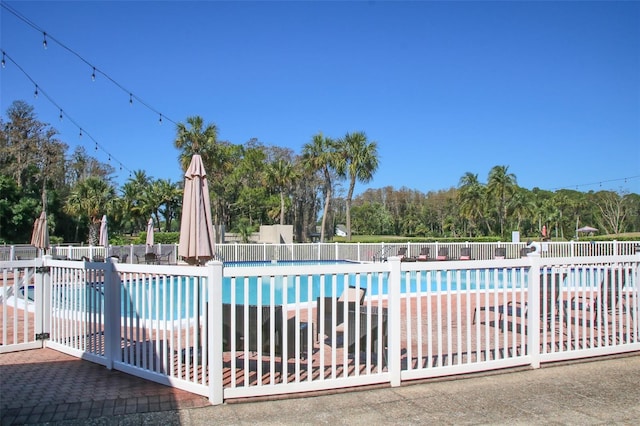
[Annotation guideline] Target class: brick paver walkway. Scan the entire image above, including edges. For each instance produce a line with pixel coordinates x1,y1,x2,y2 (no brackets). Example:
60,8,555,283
0,348,210,425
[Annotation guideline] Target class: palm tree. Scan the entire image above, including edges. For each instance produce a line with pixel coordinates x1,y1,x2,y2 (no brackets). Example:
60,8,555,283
120,170,152,232
302,133,338,242
174,116,218,171
156,179,182,232
458,172,485,237
336,131,379,241
509,188,535,235
487,165,517,238
64,177,116,244
266,159,297,225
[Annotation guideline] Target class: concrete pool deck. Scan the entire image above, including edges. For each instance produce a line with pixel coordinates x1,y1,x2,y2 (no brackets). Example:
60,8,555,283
1,348,639,425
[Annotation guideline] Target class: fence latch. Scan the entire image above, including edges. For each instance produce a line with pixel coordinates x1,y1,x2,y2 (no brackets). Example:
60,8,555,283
36,266,51,274
35,333,50,340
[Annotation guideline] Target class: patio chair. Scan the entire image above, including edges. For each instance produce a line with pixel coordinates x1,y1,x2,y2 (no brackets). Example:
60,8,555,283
494,247,506,260
563,269,630,327
396,247,408,260
316,286,366,343
222,303,309,360
459,247,472,260
398,247,417,262
417,247,430,261
436,247,449,261
145,252,159,264
472,272,565,331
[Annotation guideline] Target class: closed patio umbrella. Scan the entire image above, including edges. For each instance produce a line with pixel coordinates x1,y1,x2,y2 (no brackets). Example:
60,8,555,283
145,218,155,254
30,211,50,254
99,215,109,257
178,154,215,265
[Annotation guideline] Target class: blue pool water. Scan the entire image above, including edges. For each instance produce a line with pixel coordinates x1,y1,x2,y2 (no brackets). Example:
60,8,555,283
95,268,531,320
227,268,529,307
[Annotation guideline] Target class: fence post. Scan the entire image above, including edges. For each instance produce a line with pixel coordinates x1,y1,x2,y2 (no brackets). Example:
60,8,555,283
104,257,121,370
387,256,402,387
527,250,542,369
207,260,224,405
35,256,51,347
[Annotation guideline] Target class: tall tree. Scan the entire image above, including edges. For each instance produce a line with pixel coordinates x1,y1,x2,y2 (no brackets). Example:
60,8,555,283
336,131,379,241
266,159,297,225
595,190,629,235
64,177,116,244
458,172,485,237
487,165,517,238
174,115,218,168
302,133,338,242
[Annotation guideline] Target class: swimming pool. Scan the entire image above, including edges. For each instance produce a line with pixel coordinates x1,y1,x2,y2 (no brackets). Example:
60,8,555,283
57,266,610,321
97,268,532,320
224,260,357,267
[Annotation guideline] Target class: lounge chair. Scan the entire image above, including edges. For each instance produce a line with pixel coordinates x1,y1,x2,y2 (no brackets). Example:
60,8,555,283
316,287,387,362
563,269,629,327
494,247,506,260
145,252,159,264
436,247,449,261
520,247,531,257
398,247,417,262
459,247,472,260
396,247,407,260
316,286,366,343
222,303,309,359
417,247,430,261
473,272,565,331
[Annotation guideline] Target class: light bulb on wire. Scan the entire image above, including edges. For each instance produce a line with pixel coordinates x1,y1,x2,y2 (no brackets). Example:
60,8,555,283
129,93,133,105
59,109,63,120
42,32,48,49
91,67,96,81
1,52,5,68
34,85,38,98
159,114,163,124
79,128,83,138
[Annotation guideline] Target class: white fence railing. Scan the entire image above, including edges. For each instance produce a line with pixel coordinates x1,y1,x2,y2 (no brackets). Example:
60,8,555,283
3,241,639,263
1,250,639,405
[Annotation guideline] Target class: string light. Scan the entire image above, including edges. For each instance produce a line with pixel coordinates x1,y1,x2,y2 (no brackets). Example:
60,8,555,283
159,114,162,124
1,3,178,128
91,67,96,81
553,175,640,192
1,50,134,178
42,32,48,49
1,52,5,68
34,84,38,98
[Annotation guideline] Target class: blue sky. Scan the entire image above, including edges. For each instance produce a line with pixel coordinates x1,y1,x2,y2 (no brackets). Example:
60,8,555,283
1,1,639,196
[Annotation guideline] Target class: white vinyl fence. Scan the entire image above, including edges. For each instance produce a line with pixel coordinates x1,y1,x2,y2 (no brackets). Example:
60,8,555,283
1,249,639,405
3,241,639,264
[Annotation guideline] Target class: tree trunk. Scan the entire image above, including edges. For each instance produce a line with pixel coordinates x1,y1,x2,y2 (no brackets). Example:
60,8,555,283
280,191,285,225
320,188,331,243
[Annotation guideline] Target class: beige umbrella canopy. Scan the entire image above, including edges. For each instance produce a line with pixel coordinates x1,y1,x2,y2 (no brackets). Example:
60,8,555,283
145,217,155,254
99,215,108,246
31,211,50,254
178,154,215,265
